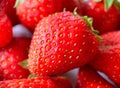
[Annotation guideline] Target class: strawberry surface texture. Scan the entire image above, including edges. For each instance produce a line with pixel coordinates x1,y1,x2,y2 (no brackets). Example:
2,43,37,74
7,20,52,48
76,65,114,88
0,37,31,80
0,76,72,88
0,0,120,88
0,11,13,48
28,11,99,76
17,0,64,32
90,31,120,87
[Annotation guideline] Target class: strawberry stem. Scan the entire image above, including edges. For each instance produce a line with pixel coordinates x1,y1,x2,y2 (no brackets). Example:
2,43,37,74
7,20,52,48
73,7,79,16
63,8,67,12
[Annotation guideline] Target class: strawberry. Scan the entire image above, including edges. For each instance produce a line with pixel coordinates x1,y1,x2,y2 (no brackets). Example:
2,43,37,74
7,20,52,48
0,0,20,25
79,0,119,34
0,76,72,88
16,0,64,32
90,31,120,86
76,65,114,88
0,11,13,48
28,11,99,76
0,37,31,80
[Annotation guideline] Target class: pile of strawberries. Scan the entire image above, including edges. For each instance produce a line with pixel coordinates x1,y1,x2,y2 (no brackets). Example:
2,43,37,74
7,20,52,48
0,0,120,88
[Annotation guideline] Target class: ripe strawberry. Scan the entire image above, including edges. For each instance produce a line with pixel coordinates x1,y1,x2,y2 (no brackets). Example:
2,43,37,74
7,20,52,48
76,65,114,88
0,76,72,88
0,37,31,80
0,0,20,25
79,0,119,34
0,11,13,48
16,0,64,32
90,31,120,86
28,11,99,76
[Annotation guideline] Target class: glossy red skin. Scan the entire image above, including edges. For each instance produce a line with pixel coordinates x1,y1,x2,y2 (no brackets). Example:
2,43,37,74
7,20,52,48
80,0,119,34
76,65,114,88
17,0,64,32
0,12,13,48
90,31,120,86
28,11,99,76
0,0,20,25
0,37,31,80
0,76,72,88
6,8,20,26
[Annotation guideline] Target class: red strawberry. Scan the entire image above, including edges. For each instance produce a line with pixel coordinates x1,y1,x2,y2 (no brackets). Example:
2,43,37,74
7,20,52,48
28,11,99,76
79,0,119,34
0,37,31,80
90,31,120,86
0,76,72,88
76,65,114,88
0,0,20,25
0,11,13,48
16,0,64,32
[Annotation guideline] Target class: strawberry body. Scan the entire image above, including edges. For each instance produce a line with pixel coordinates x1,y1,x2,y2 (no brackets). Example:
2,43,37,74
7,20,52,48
80,0,119,34
76,65,114,88
17,0,64,32
90,31,120,86
0,76,72,88
0,12,13,48
28,11,99,76
0,37,31,80
0,0,20,25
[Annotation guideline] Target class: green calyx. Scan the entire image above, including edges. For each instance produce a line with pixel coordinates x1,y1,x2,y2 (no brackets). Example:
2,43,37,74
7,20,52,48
94,0,114,11
94,0,102,2
114,0,120,10
28,74,38,79
104,0,114,11
94,0,120,11
83,16,99,34
83,16,102,41
14,0,24,8
19,59,28,69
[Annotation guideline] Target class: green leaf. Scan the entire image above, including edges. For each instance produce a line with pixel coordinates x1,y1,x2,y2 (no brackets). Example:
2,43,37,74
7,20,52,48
94,0,102,2
82,16,97,33
104,0,114,11
82,16,102,41
19,59,28,69
14,0,24,8
113,0,120,10
28,74,38,78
